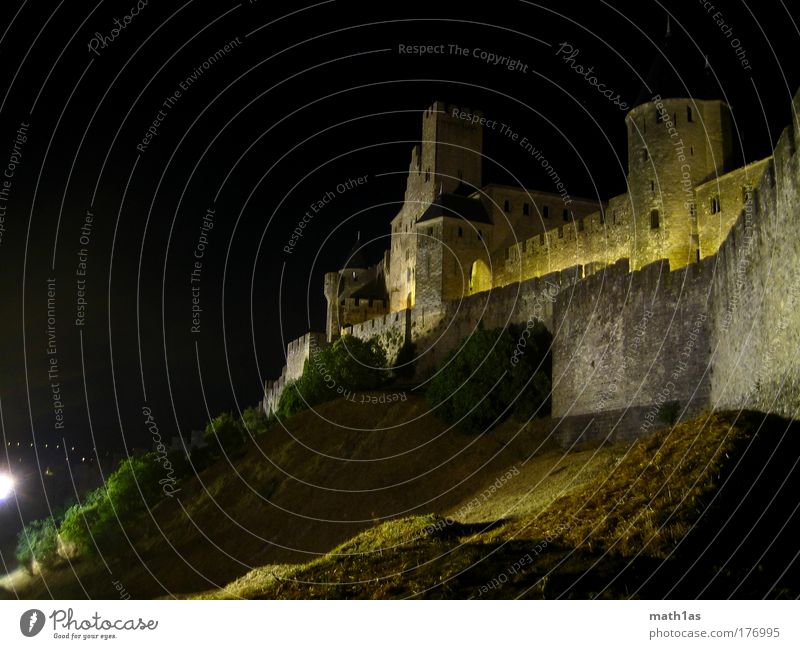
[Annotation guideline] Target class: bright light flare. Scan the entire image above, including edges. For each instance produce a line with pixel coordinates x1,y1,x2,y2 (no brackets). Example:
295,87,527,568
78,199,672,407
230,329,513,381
0,473,14,500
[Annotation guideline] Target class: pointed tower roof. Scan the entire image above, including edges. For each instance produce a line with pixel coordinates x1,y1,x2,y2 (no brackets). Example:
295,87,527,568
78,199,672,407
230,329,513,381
634,17,721,106
342,231,368,269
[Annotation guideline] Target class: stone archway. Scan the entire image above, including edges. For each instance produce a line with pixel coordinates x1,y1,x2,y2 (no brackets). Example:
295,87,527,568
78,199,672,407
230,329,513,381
468,259,492,295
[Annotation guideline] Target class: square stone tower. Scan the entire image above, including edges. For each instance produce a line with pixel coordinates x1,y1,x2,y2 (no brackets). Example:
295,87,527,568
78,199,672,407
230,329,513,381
386,102,484,312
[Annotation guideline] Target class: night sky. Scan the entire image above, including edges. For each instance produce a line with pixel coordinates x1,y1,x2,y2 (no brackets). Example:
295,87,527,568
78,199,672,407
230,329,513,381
1,0,798,547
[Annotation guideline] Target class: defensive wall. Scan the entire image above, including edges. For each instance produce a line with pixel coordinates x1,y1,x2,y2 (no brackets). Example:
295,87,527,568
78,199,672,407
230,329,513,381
264,89,799,439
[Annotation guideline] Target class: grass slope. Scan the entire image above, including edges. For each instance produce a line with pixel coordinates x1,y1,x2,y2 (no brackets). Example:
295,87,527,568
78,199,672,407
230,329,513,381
3,400,797,599
198,410,799,599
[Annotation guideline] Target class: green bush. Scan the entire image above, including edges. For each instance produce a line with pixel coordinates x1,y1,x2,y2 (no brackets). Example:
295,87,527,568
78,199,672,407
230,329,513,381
59,487,112,555
204,411,247,453
15,517,61,573
276,336,389,419
426,324,552,433
59,453,176,555
658,400,681,426
275,380,307,420
106,454,167,518
242,405,269,436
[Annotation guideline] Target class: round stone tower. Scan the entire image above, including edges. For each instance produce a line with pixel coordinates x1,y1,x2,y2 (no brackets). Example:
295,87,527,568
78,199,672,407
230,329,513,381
625,25,734,270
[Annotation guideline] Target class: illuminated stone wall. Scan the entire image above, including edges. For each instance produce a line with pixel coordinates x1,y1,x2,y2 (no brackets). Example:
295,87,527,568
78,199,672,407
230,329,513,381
479,184,601,255
494,192,632,287
269,91,799,425
709,93,800,418
551,257,714,420
695,157,771,259
625,98,734,270
263,331,327,414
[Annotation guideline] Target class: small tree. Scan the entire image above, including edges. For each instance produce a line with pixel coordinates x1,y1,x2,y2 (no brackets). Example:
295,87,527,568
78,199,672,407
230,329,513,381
59,453,177,556
427,324,552,433
16,518,60,573
657,400,681,426
204,411,247,453
241,405,269,436
59,487,113,555
105,454,166,519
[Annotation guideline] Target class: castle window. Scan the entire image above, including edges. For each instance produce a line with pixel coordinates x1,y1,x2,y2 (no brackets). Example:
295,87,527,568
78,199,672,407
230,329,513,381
542,205,549,218
406,269,411,282
562,209,569,222
477,229,483,240
687,106,694,122
690,146,694,156
655,108,663,124
427,227,433,236
673,112,677,124
523,202,530,216
503,199,510,212
642,148,649,162
578,219,585,232
650,209,660,229
711,196,721,214
651,180,655,192
558,226,564,238
458,226,463,238
425,168,430,182
612,209,618,224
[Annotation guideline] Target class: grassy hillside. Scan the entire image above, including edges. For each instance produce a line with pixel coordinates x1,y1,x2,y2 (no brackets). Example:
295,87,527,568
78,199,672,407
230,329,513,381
2,397,797,599
197,410,799,599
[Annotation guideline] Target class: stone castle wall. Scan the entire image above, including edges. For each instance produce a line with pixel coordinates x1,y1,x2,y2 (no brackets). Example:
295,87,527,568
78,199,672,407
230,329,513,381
708,96,800,419
549,88,800,432
494,193,632,288
266,91,799,431
695,157,771,260
262,331,326,414
551,257,714,422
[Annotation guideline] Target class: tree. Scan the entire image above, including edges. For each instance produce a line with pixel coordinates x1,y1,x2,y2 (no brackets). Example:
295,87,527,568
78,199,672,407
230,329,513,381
204,411,247,453
426,324,552,433
16,518,60,573
59,453,178,555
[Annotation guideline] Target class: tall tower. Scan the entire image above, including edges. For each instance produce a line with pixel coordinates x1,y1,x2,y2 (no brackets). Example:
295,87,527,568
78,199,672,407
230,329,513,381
625,26,734,270
420,101,483,195
386,102,485,312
